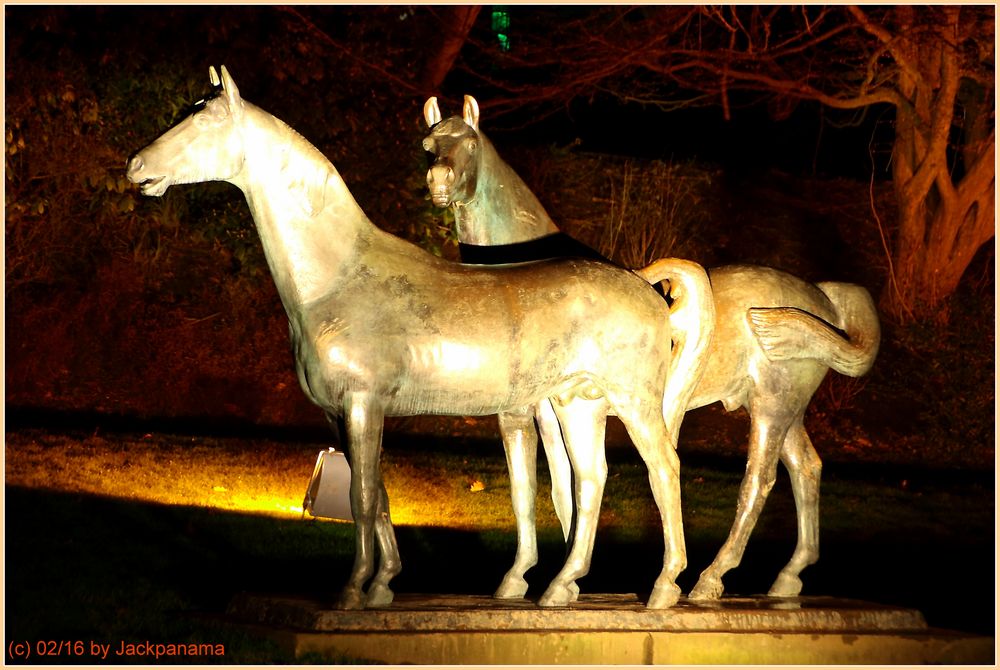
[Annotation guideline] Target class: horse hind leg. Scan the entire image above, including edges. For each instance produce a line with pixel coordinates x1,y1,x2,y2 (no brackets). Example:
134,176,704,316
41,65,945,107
768,421,821,597
495,403,578,600
494,409,541,599
538,396,608,607
618,402,686,609
535,399,580,600
535,399,575,544
689,406,789,601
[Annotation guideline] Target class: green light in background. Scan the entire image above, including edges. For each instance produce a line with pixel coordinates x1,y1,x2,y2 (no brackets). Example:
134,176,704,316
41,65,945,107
492,7,511,52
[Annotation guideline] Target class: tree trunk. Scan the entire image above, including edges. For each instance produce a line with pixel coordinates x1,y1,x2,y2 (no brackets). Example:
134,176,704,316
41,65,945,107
421,6,481,94
879,6,995,323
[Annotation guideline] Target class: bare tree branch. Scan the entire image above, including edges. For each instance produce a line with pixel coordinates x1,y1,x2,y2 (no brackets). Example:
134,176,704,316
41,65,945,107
446,4,994,322
277,6,425,96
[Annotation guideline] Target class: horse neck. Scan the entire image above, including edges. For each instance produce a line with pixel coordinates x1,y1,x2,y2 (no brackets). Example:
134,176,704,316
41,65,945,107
454,134,559,245
235,105,370,311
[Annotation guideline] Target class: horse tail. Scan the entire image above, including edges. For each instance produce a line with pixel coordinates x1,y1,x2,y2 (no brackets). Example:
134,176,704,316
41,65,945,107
635,258,715,442
747,282,880,378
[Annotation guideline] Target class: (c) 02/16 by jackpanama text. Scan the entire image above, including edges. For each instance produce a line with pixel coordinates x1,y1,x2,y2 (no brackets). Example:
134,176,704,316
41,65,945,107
8,639,227,661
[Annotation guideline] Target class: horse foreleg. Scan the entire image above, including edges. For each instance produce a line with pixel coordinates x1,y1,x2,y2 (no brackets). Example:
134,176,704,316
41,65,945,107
366,478,402,607
769,422,821,597
535,399,574,544
495,410,540,599
337,394,391,610
690,407,789,601
539,397,608,607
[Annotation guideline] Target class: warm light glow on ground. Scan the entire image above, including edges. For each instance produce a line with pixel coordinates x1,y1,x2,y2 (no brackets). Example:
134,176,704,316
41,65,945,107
5,434,318,518
4,431,521,529
215,492,305,517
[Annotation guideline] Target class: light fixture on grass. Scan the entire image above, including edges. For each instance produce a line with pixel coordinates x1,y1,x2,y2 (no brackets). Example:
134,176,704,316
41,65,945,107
303,449,353,520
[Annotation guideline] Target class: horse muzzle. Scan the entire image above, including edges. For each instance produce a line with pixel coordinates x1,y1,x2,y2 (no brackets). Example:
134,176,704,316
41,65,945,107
126,154,170,197
430,188,453,208
427,165,456,207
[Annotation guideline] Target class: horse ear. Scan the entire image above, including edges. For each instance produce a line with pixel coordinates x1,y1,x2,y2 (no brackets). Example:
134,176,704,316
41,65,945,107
462,95,480,131
219,65,243,117
423,97,442,128
209,66,221,87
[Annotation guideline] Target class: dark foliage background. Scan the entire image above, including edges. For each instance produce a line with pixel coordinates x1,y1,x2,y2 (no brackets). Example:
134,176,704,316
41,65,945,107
5,6,994,471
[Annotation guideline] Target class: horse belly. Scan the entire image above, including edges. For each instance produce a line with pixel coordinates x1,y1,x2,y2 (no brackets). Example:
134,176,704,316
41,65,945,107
387,338,517,415
512,285,670,400
689,309,751,410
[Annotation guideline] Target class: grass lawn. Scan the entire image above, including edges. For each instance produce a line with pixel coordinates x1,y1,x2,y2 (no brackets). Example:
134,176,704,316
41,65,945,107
5,428,995,663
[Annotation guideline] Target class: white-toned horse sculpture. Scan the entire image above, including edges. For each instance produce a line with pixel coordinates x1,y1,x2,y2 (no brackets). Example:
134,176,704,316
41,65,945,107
127,66,716,610
423,94,881,600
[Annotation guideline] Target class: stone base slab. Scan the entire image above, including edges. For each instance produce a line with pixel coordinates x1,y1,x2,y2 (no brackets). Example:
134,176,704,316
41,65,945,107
227,592,995,664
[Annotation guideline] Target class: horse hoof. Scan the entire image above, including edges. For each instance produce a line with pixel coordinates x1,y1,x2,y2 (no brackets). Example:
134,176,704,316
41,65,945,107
495,576,529,599
768,573,803,597
569,581,580,601
336,589,366,610
647,583,681,609
689,577,724,601
538,583,574,607
366,583,395,608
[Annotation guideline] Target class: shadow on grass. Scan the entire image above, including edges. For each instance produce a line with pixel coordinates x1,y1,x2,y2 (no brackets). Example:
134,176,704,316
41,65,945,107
5,480,994,664
5,487,323,664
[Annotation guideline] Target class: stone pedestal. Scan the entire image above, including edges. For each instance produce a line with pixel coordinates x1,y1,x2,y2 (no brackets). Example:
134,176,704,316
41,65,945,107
227,592,994,664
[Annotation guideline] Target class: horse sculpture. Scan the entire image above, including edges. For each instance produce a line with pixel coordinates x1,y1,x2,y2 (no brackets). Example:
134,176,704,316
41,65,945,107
423,94,881,600
127,66,716,610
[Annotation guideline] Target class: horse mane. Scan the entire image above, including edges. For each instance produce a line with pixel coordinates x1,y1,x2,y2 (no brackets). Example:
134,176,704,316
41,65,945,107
468,129,558,236
475,132,517,191
248,103,361,219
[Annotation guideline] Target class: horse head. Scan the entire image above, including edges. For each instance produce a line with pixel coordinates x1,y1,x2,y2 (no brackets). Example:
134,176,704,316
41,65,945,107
126,66,246,197
421,95,483,208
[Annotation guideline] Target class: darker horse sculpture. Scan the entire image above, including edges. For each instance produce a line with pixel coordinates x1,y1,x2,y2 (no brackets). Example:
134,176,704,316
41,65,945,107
423,95,881,600
127,67,716,610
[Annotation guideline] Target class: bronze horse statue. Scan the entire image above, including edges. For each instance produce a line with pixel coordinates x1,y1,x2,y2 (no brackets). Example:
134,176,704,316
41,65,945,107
423,94,881,600
127,67,716,610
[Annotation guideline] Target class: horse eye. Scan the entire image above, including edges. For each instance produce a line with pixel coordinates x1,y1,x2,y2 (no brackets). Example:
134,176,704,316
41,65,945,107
422,138,435,153
178,99,207,119
466,138,478,153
